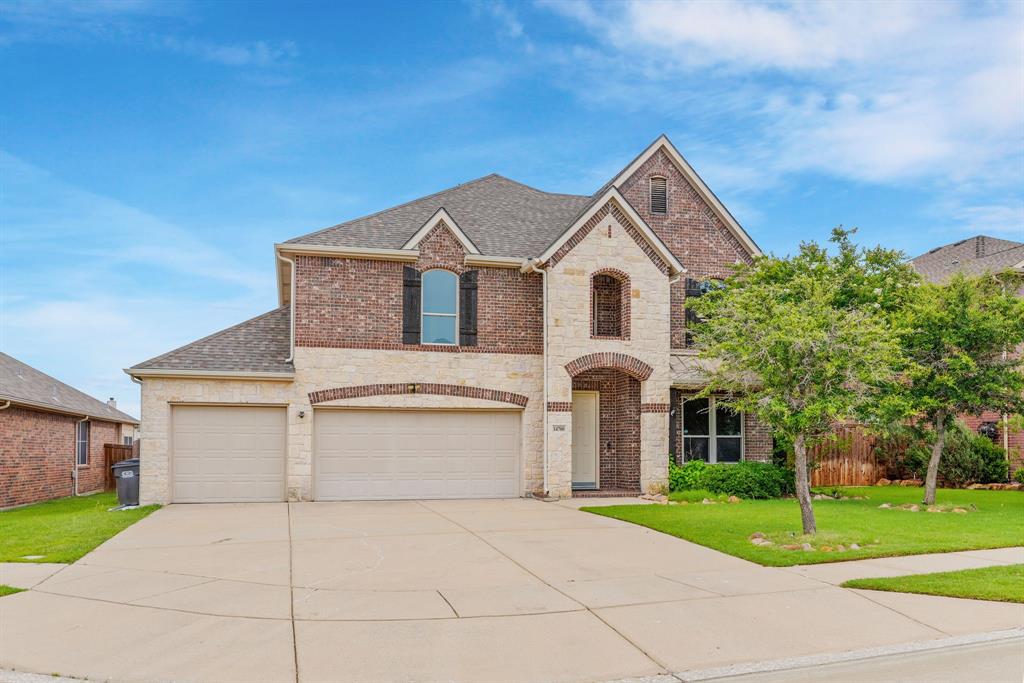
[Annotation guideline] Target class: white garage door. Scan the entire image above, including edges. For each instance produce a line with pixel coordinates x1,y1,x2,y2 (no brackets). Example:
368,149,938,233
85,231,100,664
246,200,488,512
314,409,520,500
171,405,286,503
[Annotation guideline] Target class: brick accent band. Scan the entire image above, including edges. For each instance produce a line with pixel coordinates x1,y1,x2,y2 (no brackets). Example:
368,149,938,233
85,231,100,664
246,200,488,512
546,401,573,412
565,352,654,382
640,403,670,413
309,383,529,407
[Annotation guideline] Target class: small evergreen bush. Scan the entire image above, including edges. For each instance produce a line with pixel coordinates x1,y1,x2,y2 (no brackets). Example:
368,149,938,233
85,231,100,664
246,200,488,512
668,459,792,499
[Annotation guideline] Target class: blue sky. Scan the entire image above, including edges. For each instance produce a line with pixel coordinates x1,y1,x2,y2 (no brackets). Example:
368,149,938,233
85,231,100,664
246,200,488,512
2,0,1022,418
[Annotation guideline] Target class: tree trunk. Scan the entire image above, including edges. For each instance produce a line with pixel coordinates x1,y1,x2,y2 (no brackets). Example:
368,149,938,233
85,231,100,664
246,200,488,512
793,434,817,535
923,414,947,506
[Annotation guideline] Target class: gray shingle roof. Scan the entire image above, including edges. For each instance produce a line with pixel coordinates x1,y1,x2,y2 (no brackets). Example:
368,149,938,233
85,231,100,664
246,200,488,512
130,307,293,374
285,174,591,258
0,353,138,423
911,235,1024,284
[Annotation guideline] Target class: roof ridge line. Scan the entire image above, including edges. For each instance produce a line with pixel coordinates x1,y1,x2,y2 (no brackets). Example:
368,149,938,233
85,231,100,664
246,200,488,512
283,174,507,245
488,173,588,198
130,306,290,370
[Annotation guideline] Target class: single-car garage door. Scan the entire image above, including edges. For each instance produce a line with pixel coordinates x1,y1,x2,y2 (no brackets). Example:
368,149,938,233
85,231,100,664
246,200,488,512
314,409,520,500
171,405,286,503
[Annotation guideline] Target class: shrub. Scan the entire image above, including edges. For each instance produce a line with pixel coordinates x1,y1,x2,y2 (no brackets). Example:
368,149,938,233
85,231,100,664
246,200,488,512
669,460,707,492
887,421,1009,485
1015,468,1024,485
700,461,794,499
669,460,792,499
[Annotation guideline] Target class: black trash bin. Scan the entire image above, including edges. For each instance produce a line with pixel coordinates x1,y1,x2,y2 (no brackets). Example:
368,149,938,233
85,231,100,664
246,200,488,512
112,458,140,507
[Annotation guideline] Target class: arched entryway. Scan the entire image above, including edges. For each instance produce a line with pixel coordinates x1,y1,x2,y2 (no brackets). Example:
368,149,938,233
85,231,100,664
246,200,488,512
570,367,641,493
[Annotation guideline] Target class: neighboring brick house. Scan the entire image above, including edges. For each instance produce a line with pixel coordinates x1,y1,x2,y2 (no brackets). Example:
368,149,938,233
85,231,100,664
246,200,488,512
1,353,139,508
128,136,770,505
910,235,1024,473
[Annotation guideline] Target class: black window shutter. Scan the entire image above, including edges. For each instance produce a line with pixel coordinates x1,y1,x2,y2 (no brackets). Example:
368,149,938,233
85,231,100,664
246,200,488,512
684,278,703,298
459,270,478,346
402,266,421,344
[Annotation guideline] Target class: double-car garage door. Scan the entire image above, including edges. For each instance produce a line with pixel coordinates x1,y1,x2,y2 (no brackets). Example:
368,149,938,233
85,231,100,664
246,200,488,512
170,406,519,502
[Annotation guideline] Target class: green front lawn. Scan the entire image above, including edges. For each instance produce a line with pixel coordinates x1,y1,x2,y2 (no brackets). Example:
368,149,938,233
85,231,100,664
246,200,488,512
0,492,160,564
843,564,1024,603
583,486,1024,566
0,585,25,598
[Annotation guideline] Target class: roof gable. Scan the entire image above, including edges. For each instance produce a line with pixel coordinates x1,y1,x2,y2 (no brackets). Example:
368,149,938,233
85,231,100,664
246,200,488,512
401,208,480,254
608,135,762,258
537,188,685,275
0,353,138,422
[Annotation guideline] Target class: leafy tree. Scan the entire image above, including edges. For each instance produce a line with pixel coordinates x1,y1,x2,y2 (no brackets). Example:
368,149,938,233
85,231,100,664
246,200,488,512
689,229,913,534
896,272,1024,505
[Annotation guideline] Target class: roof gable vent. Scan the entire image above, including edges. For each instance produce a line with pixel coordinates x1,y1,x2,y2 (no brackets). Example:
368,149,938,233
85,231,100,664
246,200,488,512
650,177,667,215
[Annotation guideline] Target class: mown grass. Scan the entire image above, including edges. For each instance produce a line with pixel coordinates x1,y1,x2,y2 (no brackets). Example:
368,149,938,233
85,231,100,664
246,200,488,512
844,564,1024,603
583,486,1024,567
0,585,25,598
0,492,160,563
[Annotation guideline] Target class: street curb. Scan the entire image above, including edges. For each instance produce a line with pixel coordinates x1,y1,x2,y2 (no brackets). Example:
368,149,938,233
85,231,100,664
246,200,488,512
670,628,1024,682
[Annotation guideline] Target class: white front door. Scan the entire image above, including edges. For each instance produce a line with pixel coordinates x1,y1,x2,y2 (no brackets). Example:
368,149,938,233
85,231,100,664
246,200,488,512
571,391,599,489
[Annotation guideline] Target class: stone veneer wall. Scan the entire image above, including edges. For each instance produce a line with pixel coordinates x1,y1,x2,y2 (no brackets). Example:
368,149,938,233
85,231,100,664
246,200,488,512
545,200,672,496
137,348,543,504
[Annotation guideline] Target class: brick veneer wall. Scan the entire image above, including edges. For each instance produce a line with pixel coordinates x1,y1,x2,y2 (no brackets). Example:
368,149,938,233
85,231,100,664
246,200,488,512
618,148,757,349
591,270,630,339
573,368,641,491
0,407,120,509
961,412,1024,476
294,223,543,354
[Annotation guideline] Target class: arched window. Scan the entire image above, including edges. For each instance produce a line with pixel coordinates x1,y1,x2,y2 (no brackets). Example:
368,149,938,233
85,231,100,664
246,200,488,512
421,269,458,344
591,271,628,338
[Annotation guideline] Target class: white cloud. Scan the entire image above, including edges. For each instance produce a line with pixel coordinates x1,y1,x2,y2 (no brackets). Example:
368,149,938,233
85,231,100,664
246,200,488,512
538,0,1023,190
0,152,273,418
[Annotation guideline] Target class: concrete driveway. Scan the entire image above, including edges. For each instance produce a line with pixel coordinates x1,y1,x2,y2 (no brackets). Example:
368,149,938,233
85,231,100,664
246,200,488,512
1,499,1022,683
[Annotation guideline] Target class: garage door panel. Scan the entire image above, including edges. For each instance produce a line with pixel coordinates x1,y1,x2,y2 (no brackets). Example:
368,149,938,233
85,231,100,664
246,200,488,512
172,406,286,503
315,410,520,500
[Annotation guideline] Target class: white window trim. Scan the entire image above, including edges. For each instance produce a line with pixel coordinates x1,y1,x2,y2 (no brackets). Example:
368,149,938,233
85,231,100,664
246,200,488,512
421,268,459,346
682,396,744,463
76,421,90,466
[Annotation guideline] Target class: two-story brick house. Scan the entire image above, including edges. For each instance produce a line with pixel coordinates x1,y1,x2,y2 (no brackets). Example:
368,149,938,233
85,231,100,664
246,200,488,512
128,136,771,505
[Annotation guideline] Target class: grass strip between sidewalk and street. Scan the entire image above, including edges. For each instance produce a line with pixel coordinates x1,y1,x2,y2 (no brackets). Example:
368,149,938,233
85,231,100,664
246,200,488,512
843,564,1024,603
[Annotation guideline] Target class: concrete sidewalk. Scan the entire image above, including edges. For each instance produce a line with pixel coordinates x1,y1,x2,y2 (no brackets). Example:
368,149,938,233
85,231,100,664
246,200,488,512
1,499,1021,683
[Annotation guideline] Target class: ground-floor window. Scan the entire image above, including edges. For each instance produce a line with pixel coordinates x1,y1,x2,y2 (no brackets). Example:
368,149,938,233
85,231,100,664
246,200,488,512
76,421,90,466
682,397,743,463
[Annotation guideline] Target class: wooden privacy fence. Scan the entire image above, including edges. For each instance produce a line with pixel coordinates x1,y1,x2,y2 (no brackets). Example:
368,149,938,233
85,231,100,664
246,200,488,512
810,425,882,486
103,443,134,490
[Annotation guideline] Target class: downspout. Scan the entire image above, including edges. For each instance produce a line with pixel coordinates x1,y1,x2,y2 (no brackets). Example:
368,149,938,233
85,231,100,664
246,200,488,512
277,252,296,363
74,416,89,496
523,257,549,496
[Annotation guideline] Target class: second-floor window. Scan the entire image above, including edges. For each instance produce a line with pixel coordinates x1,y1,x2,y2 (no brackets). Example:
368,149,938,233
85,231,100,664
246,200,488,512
421,269,458,344
592,273,624,337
